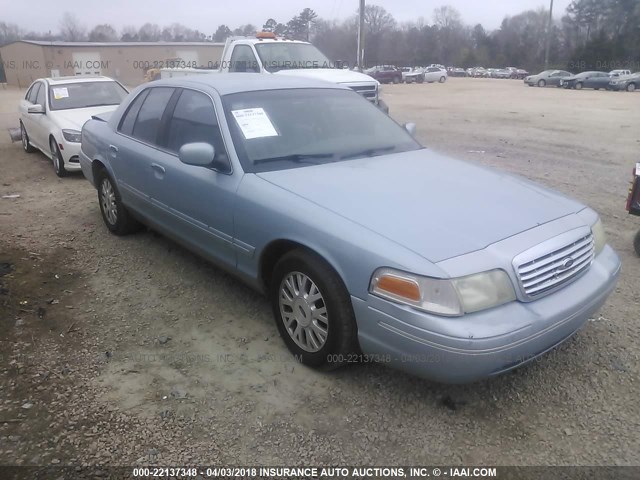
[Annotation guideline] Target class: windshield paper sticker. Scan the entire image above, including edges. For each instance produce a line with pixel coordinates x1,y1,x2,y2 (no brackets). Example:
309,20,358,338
52,88,69,100
231,108,278,140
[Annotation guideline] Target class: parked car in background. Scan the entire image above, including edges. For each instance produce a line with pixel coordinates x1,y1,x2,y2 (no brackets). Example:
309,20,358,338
525,70,572,87
609,72,639,92
561,71,611,90
506,67,529,79
400,67,425,84
79,73,619,383
423,66,448,83
609,69,631,78
19,76,128,177
449,67,467,77
469,67,489,78
493,69,512,79
366,65,402,84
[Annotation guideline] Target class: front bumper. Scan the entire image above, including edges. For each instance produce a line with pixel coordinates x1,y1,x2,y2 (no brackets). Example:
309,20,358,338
58,140,82,171
353,245,621,383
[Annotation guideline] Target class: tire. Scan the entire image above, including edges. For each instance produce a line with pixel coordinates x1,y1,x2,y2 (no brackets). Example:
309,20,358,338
270,249,359,370
20,122,36,153
635,230,640,256
417,76,424,84
575,82,583,90
628,83,636,92
538,79,546,87
50,137,67,178
439,76,446,83
96,168,142,235
594,87,600,91
392,76,399,84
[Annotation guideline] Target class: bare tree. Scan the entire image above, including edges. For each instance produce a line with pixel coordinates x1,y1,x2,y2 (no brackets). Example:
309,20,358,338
138,23,161,42
88,24,118,42
59,12,86,41
0,21,22,45
433,5,463,30
364,4,396,35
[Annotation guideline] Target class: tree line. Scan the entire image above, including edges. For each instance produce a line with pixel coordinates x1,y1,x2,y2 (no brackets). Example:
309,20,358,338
1,1,638,73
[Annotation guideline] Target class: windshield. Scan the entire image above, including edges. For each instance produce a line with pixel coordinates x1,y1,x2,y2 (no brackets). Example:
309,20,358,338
255,43,333,72
48,81,128,111
222,88,422,173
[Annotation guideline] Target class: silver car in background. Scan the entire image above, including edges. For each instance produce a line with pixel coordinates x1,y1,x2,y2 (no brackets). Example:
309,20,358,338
79,74,620,383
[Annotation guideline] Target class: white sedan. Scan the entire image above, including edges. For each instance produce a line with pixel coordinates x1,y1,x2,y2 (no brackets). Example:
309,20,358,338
19,76,128,177
423,66,448,83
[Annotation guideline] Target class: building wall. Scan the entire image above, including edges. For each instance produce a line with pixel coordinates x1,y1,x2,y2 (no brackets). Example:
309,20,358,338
0,42,48,87
0,42,225,87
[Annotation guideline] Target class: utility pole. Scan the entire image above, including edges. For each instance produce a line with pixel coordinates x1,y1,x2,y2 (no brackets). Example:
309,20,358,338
357,0,365,71
544,0,554,70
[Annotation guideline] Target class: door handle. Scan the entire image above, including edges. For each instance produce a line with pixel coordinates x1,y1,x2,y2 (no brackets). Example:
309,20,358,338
151,163,165,174
109,145,118,153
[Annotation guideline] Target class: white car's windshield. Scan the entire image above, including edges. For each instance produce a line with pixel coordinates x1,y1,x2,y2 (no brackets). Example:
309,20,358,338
223,88,422,173
48,81,128,111
255,43,333,72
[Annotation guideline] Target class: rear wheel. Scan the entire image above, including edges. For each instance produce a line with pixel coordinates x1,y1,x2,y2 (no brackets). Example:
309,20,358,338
20,122,36,153
628,83,636,92
417,76,424,84
575,82,583,90
270,249,358,370
50,138,67,178
538,79,546,87
96,169,142,235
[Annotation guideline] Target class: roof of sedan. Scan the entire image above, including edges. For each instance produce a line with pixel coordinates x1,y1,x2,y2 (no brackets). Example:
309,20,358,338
44,75,117,85
153,73,349,95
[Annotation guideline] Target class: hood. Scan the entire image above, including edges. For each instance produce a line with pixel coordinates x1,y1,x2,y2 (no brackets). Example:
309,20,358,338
257,150,584,263
275,68,378,85
51,105,119,131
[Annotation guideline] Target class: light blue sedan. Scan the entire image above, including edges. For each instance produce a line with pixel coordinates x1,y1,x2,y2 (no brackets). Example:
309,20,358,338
79,74,621,383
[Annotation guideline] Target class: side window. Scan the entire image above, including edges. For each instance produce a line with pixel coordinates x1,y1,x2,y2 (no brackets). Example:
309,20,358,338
131,87,175,145
165,89,229,169
27,83,40,103
118,89,150,136
229,45,259,73
36,84,46,108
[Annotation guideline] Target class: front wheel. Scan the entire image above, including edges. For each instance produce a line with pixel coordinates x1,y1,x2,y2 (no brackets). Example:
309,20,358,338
538,79,546,87
50,138,67,178
392,77,400,84
270,249,359,370
96,169,142,235
439,76,446,83
628,83,636,92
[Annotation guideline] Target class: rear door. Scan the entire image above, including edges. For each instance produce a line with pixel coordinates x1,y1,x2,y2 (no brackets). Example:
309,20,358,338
146,88,240,269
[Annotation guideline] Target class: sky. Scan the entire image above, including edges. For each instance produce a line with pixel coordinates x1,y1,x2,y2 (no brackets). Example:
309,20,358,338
4,0,574,34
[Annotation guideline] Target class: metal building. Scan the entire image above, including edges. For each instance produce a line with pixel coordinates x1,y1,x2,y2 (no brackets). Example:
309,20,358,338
0,40,225,87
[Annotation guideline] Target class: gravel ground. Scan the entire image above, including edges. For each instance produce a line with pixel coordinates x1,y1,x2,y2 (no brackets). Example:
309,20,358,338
0,78,639,467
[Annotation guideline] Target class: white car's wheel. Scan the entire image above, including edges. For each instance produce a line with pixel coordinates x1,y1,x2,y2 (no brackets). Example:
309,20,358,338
50,138,67,178
439,76,447,83
20,122,36,153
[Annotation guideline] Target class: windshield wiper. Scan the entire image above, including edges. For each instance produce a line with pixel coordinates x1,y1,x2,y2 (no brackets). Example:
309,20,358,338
340,145,396,160
254,153,334,165
84,102,118,108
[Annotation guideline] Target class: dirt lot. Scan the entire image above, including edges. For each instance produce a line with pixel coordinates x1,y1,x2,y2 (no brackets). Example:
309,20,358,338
0,78,639,467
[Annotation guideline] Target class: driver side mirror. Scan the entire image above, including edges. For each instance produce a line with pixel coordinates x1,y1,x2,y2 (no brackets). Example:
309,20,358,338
404,122,417,136
28,104,45,114
179,142,215,167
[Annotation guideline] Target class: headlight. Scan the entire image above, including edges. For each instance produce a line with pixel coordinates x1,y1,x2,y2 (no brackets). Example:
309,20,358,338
370,267,516,316
592,218,607,255
62,129,82,143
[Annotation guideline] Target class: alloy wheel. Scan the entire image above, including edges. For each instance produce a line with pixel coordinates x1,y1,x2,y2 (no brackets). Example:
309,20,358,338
100,178,118,226
279,272,328,352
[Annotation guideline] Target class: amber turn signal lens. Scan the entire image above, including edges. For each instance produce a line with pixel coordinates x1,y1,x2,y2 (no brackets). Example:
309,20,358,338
376,275,421,302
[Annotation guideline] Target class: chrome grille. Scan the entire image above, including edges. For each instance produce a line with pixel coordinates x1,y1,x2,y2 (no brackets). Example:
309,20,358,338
514,230,594,299
349,84,378,101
